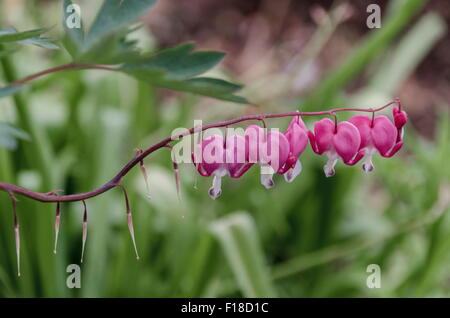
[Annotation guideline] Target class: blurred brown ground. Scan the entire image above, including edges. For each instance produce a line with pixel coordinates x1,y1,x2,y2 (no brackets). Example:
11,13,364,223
144,0,450,139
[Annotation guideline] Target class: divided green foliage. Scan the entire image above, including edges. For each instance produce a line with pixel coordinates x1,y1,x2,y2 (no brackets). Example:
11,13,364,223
63,0,155,61
85,0,156,46
19,37,59,49
63,0,144,63
0,27,51,43
122,43,225,79
61,0,247,103
120,43,248,103
77,28,142,64
62,0,84,58
0,1,247,104
0,27,57,50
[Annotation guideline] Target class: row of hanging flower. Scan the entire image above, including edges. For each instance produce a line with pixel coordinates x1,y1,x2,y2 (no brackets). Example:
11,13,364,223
3,103,407,276
192,106,408,199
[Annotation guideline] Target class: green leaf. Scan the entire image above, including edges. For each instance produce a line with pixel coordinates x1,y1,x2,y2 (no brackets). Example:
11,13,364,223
62,0,84,58
120,69,248,103
210,212,276,297
122,43,225,79
0,85,23,98
0,27,58,49
158,77,249,103
183,77,242,94
64,0,153,63
76,27,142,64
0,27,51,43
20,37,59,49
85,0,156,48
119,43,248,103
0,123,30,150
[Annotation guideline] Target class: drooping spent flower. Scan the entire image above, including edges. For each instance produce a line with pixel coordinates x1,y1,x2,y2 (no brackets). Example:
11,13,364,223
309,118,363,177
349,114,404,172
193,134,253,199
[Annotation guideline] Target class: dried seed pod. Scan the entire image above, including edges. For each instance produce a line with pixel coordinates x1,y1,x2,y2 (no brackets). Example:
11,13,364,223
173,161,181,201
54,202,61,254
9,194,20,276
135,149,151,199
117,184,140,260
81,200,88,263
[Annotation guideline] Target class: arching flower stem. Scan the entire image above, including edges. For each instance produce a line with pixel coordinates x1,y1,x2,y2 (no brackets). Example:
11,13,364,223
0,99,400,204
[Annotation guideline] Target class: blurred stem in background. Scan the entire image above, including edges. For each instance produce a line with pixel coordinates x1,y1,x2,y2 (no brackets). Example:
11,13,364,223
0,55,55,189
303,0,427,109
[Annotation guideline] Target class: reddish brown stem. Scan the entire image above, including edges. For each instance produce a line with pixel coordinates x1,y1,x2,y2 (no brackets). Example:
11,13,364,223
8,63,117,86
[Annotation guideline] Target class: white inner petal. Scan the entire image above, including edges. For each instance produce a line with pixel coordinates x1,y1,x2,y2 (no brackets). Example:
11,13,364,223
208,167,228,200
284,159,302,183
260,164,274,189
362,147,376,173
261,174,274,189
324,151,339,177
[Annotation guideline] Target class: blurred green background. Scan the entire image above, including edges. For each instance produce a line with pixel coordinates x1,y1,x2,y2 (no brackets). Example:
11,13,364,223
1,0,450,297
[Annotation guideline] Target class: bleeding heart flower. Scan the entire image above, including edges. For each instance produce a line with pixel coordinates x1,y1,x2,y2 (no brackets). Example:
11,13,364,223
278,116,309,182
309,118,363,177
245,125,290,189
349,114,403,173
193,134,252,199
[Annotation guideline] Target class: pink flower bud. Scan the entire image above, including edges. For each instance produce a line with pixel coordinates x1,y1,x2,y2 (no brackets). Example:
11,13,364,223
393,107,408,129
